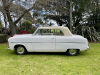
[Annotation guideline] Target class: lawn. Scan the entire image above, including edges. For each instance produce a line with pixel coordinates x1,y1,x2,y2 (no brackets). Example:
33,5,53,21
0,43,100,75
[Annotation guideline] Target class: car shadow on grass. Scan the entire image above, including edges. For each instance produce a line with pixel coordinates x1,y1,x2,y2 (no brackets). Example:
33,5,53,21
26,51,89,56
28,52,66,55
9,50,89,57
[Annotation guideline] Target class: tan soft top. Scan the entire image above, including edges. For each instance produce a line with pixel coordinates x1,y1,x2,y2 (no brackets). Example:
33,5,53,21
38,26,73,36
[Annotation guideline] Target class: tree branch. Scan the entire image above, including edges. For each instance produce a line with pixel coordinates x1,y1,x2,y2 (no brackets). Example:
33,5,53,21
14,6,34,24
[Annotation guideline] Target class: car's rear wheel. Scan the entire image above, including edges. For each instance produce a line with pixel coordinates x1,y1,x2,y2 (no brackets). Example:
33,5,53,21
15,46,27,55
66,49,80,56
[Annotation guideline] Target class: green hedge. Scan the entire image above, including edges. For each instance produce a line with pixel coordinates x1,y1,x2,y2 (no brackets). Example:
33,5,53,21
0,34,8,43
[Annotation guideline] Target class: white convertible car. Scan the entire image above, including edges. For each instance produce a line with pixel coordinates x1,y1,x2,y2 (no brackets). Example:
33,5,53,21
8,26,89,56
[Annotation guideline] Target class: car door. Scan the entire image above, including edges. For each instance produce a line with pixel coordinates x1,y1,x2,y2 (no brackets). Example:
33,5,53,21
31,29,56,52
56,36,67,51
55,29,67,52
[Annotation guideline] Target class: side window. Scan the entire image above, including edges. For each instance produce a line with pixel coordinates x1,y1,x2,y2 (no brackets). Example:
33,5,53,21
41,29,53,35
35,29,54,35
54,29,64,36
35,29,64,36
50,29,55,34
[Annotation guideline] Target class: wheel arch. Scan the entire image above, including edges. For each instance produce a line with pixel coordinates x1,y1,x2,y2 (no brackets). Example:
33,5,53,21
14,44,26,50
66,49,80,52
66,49,80,56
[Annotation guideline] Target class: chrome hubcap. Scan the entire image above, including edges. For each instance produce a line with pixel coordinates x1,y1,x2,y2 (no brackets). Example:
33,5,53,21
17,47,24,54
69,49,77,55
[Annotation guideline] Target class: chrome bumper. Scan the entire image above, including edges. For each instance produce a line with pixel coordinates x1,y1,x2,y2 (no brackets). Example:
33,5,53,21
8,47,10,50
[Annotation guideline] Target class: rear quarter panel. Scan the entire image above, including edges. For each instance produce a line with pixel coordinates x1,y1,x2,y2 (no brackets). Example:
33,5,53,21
55,36,88,51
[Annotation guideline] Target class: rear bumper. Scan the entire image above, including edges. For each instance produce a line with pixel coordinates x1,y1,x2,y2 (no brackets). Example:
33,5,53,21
85,46,90,50
87,46,90,49
80,46,90,51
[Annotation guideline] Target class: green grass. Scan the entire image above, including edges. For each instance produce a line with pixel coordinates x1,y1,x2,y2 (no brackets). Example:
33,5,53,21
0,43,100,75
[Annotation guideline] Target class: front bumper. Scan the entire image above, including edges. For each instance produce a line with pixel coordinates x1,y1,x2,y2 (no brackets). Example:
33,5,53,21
8,47,10,50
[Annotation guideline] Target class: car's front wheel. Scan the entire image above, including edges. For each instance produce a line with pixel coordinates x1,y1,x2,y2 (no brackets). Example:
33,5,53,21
66,49,80,56
15,46,27,55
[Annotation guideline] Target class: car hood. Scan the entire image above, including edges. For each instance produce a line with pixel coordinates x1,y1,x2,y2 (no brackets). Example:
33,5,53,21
8,34,33,42
13,34,33,37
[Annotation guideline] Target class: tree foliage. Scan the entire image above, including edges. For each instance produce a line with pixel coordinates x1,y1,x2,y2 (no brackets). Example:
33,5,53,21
73,25,100,42
1,0,36,35
0,0,100,42
20,20,32,31
33,0,100,42
18,20,36,33
34,0,69,15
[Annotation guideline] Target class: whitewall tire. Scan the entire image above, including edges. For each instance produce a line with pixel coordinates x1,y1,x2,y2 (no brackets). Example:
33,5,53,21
15,46,27,55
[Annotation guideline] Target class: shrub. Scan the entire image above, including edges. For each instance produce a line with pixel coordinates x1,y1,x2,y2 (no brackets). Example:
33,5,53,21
17,20,36,34
73,25,100,42
20,20,32,31
28,27,37,33
0,34,8,43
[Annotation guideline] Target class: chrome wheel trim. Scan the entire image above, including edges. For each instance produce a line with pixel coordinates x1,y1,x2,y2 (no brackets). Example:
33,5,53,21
17,47,24,54
69,49,77,55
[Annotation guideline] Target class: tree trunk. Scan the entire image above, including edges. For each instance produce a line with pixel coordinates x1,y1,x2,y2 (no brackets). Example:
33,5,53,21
2,0,35,35
2,0,16,35
5,8,16,35
3,12,7,29
69,0,73,32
